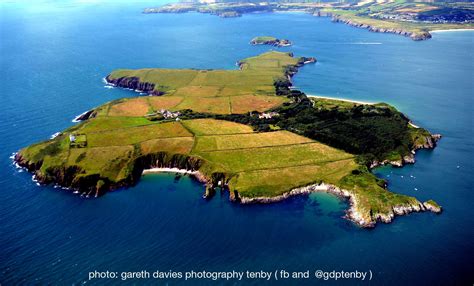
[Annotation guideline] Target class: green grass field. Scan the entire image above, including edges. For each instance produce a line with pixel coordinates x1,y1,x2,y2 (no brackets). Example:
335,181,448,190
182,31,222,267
106,51,295,115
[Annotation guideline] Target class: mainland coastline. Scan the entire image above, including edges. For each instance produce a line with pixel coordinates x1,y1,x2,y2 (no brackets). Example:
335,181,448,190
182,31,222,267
144,1,474,41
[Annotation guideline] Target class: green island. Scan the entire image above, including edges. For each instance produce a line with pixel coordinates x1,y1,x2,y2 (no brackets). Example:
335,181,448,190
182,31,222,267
15,51,442,228
250,36,292,47
145,0,474,41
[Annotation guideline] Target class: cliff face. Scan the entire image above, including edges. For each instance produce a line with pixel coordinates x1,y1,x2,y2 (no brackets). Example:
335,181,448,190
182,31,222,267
73,109,96,122
14,152,106,197
105,75,163,96
14,151,210,197
414,133,441,150
328,15,432,41
15,145,238,200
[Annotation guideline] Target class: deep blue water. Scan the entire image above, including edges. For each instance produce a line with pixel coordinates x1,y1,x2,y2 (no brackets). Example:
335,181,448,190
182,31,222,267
1,1,473,285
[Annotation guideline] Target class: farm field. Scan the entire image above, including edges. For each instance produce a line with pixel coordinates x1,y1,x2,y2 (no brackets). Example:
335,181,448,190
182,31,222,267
19,116,358,197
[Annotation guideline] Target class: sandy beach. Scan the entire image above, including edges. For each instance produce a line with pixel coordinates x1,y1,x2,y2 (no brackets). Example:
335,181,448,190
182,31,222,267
307,94,375,105
142,167,198,175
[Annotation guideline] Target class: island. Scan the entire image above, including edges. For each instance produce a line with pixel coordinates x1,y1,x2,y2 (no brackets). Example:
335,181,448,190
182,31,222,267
144,0,474,41
250,36,292,47
15,51,442,228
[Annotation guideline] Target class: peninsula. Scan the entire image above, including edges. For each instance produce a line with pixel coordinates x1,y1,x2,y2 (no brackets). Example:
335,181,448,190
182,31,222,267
250,36,292,47
144,0,474,41
15,51,442,228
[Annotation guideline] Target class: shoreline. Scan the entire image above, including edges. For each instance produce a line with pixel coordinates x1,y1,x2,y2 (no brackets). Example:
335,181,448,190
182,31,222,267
238,182,440,228
408,121,420,129
307,94,375,105
142,167,209,187
239,183,371,227
142,167,198,175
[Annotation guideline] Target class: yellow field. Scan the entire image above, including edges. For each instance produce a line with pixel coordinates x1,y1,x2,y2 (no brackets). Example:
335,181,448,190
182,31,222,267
230,95,287,113
182,119,254,135
107,98,151,117
140,137,194,155
148,96,184,111
175,97,231,114
86,122,192,147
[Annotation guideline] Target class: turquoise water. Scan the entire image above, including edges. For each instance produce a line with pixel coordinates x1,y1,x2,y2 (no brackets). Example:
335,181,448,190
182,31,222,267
1,1,473,284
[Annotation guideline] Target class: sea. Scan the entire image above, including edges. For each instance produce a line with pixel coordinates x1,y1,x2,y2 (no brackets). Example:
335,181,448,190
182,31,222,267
0,1,473,285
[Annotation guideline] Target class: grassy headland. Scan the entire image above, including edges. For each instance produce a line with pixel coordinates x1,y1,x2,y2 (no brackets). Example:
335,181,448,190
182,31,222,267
105,52,306,114
16,51,441,227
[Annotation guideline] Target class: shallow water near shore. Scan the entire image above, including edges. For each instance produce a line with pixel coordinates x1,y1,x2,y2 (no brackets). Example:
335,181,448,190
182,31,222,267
1,1,473,284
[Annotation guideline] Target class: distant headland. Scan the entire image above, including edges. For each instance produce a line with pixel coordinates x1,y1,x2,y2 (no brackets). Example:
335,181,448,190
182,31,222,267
144,1,474,41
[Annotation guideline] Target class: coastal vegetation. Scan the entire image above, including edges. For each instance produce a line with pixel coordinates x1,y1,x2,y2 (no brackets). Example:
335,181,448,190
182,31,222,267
16,51,441,227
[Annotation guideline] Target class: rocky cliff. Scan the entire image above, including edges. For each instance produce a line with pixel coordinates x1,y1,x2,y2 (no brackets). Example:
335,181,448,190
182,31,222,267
14,151,213,198
105,75,163,96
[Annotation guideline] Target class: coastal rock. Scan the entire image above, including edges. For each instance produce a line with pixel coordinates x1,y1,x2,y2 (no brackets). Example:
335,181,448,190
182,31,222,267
423,200,442,213
414,133,442,150
403,154,416,164
298,56,317,65
250,37,292,47
105,75,163,96
392,203,425,215
73,109,95,122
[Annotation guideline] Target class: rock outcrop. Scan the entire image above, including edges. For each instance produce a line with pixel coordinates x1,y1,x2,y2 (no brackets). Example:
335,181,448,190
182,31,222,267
73,109,96,122
423,200,442,213
105,75,163,96
250,37,292,47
